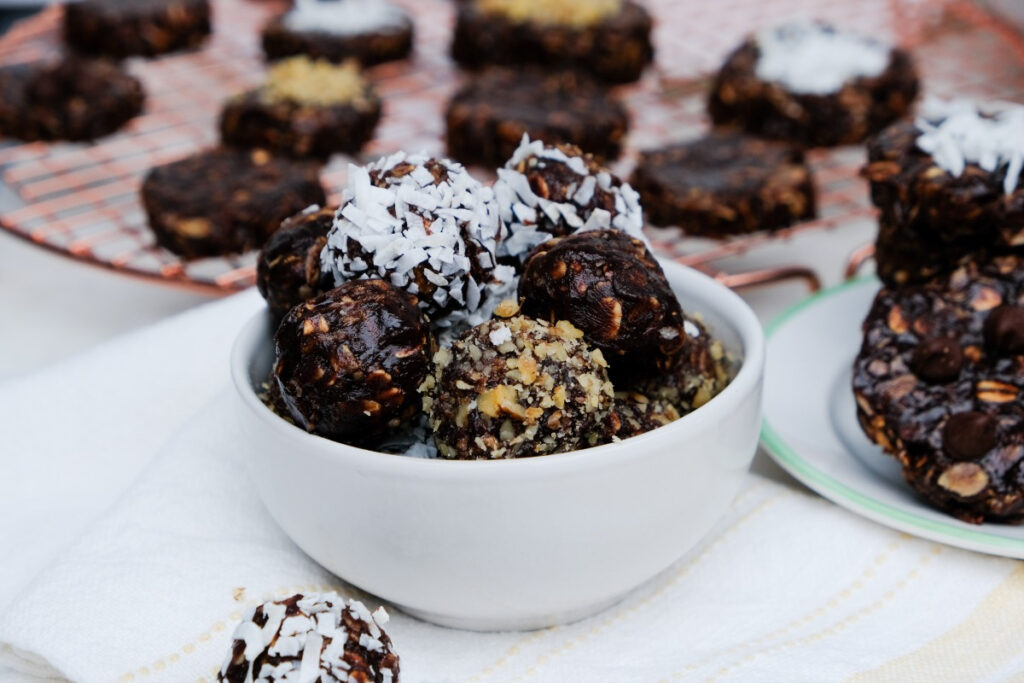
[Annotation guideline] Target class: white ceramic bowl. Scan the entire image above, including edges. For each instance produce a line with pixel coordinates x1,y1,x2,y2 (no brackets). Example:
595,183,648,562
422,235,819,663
230,259,765,631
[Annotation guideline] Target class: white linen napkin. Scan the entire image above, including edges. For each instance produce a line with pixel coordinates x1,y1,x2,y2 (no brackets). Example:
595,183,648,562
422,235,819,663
2,291,1024,682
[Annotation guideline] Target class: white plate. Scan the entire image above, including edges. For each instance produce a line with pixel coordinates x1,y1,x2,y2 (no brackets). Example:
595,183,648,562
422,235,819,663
761,277,1024,559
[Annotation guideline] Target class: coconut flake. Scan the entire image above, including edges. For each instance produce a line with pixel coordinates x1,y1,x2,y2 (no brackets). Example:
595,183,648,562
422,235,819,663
915,97,1024,195
284,0,408,35
754,21,891,96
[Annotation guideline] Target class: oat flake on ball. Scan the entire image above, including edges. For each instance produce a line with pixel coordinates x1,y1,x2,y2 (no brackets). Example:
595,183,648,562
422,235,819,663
217,592,399,683
493,135,645,262
421,308,614,459
320,152,516,330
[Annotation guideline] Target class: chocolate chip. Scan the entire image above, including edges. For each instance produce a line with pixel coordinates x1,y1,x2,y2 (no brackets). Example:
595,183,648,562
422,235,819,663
983,305,1024,354
910,336,963,383
942,411,997,461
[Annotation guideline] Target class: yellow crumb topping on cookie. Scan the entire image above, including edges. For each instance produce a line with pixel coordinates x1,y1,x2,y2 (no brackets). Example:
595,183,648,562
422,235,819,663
263,57,368,106
477,0,622,28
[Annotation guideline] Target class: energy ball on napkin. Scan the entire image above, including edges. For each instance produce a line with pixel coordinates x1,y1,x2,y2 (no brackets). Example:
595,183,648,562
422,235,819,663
262,0,413,67
0,56,144,142
518,230,687,383
493,136,645,264
257,205,336,321
274,279,433,446
220,57,382,160
708,21,918,147
853,255,1024,524
63,0,210,58
420,310,613,459
864,100,1024,287
451,0,653,83
218,592,400,683
320,152,515,329
629,131,817,237
445,68,629,168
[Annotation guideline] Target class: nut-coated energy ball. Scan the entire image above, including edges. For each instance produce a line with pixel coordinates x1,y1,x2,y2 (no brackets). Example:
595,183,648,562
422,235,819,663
320,152,515,329
218,592,399,683
518,229,687,382
256,205,335,321
492,136,645,263
421,311,613,459
273,279,433,446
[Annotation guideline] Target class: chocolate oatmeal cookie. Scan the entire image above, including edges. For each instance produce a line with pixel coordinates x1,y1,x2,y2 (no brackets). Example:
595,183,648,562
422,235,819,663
63,0,210,58
853,255,1024,523
708,21,918,147
0,56,144,142
445,68,629,168
141,148,325,259
451,0,652,83
630,131,817,236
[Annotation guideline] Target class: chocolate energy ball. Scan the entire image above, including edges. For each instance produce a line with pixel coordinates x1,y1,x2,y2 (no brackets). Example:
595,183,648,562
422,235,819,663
451,0,652,83
519,230,687,382
257,205,335,321
708,21,918,147
220,57,382,160
274,279,433,446
630,131,817,237
445,68,629,168
864,101,1024,287
421,312,613,459
599,390,682,443
492,136,645,263
0,56,144,142
262,0,413,67
63,0,210,59
218,593,399,683
320,152,515,329
141,147,325,259
853,255,1024,523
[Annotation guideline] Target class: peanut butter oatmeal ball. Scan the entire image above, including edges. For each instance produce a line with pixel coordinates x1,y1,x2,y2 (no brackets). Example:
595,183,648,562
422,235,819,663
421,310,614,459
218,592,399,683
273,279,433,446
320,153,515,330
519,230,687,382
493,136,645,263
853,255,1024,523
257,205,335,321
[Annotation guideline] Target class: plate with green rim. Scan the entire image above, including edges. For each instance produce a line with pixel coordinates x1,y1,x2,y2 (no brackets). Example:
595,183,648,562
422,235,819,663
761,276,1024,559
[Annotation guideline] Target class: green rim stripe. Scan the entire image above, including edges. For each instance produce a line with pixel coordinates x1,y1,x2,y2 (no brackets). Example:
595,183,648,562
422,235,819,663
760,278,1024,550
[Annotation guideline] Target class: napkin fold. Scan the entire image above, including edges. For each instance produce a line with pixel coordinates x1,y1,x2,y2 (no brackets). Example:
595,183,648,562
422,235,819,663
2,290,1023,682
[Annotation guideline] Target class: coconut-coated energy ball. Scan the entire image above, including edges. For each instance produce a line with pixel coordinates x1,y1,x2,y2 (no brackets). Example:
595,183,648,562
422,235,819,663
518,229,688,382
420,309,614,459
256,205,335,321
320,152,515,329
218,592,399,683
493,136,645,263
273,279,433,446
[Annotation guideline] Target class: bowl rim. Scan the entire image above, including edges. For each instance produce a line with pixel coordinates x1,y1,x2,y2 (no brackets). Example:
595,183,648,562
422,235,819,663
230,259,766,476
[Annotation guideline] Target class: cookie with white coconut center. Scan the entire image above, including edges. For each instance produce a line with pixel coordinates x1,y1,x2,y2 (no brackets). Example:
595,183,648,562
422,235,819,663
864,98,1024,287
708,20,918,147
320,152,516,330
492,137,645,263
218,592,400,683
262,0,413,67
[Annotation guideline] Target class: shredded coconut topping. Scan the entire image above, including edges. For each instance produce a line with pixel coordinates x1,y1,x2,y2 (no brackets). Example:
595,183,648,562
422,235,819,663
493,135,646,262
754,21,891,96
915,97,1024,195
321,152,517,334
284,0,408,35
218,593,397,683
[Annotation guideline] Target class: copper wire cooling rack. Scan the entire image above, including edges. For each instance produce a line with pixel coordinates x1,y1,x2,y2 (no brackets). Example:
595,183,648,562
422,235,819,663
0,0,1022,295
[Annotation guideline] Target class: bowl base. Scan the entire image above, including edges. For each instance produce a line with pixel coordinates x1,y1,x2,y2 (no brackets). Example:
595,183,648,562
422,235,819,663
395,592,630,632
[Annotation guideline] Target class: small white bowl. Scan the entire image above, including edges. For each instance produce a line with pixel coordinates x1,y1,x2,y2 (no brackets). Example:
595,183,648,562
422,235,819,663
230,259,765,631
